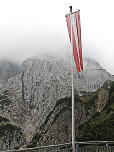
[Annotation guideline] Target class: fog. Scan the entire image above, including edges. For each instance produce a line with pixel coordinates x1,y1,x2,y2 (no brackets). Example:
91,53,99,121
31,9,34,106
0,0,114,75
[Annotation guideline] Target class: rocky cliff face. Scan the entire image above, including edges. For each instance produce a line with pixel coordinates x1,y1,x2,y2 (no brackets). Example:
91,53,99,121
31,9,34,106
0,55,114,149
20,55,114,127
20,55,114,122
83,58,112,93
27,88,108,147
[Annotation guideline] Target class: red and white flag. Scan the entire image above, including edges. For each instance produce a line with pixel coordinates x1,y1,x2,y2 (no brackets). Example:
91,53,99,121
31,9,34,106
66,10,83,73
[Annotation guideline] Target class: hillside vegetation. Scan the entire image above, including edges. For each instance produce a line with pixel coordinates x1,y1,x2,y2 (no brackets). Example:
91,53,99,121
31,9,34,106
76,81,114,141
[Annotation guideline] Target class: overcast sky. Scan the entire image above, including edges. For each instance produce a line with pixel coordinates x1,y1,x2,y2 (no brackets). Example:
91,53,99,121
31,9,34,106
0,0,114,75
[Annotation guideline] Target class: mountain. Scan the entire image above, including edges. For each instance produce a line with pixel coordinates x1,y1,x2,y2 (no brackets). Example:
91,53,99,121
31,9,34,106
28,81,114,148
0,54,114,150
27,86,109,148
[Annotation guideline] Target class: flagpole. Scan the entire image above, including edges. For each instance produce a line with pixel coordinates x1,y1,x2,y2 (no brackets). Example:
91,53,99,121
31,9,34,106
69,6,75,152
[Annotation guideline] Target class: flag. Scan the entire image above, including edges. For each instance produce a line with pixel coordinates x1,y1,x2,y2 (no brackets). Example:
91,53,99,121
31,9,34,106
66,10,83,73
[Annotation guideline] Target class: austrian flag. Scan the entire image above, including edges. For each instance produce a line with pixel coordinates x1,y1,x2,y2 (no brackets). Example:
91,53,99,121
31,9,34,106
66,10,83,73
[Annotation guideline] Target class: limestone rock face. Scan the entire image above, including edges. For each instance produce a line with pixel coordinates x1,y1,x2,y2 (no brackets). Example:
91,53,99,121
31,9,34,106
83,58,113,92
0,55,114,146
20,55,114,127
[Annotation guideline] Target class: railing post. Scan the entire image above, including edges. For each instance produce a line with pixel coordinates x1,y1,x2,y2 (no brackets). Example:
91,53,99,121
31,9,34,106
106,143,109,152
75,142,79,152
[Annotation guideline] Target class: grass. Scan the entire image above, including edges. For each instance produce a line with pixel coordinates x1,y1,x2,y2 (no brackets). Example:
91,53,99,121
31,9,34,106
80,88,100,103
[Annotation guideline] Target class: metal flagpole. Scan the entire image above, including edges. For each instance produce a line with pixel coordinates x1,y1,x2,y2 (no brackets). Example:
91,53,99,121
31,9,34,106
69,6,75,152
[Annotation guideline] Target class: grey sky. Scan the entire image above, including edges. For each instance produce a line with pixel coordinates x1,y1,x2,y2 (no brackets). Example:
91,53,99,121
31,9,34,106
0,0,114,75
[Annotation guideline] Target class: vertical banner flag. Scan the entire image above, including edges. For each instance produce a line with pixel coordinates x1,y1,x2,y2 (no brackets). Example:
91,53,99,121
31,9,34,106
66,10,83,73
